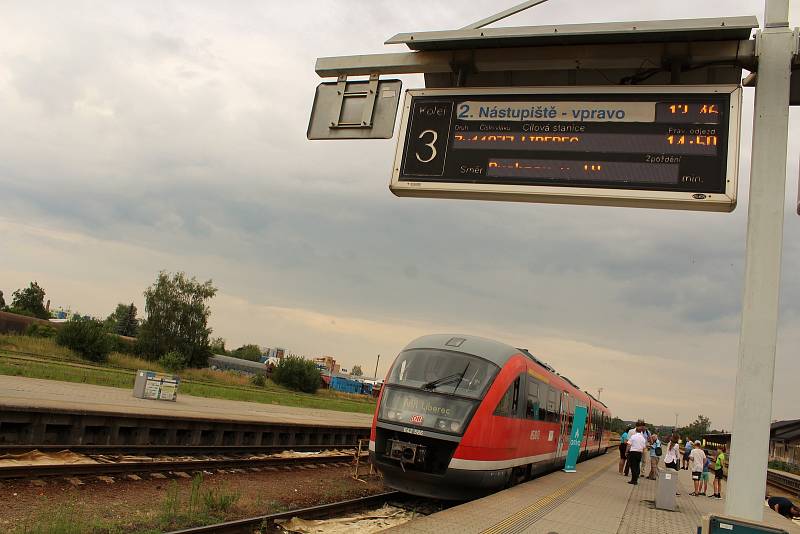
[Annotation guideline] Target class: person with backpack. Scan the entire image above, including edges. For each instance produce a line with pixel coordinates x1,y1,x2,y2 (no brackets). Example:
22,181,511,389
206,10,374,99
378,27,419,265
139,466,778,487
647,433,662,479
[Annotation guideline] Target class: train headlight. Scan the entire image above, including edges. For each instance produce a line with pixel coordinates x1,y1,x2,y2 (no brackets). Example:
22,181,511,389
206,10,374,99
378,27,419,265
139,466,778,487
450,421,461,432
387,410,397,420
437,420,447,430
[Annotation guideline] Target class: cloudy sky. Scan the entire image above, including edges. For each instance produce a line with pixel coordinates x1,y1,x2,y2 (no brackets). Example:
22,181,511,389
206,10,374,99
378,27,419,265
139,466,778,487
1,1,798,429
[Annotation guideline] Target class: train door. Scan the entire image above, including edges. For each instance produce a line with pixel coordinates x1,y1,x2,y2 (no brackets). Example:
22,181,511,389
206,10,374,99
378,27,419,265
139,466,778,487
582,402,592,458
555,391,570,462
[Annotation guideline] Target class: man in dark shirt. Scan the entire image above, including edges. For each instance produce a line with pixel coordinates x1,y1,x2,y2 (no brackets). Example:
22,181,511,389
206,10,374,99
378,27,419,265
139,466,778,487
767,496,800,519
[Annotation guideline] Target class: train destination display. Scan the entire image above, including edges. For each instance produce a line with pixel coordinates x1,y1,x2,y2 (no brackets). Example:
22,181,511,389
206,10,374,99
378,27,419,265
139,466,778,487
390,87,741,212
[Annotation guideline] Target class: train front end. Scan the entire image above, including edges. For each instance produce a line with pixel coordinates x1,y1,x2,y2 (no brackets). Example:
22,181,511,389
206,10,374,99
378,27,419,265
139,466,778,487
369,335,504,500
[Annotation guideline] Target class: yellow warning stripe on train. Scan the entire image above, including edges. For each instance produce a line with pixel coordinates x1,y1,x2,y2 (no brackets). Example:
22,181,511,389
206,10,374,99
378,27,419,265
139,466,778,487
526,369,549,383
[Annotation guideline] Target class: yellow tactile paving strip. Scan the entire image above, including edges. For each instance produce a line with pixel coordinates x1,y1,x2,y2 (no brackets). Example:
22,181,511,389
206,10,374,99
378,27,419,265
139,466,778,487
481,456,615,534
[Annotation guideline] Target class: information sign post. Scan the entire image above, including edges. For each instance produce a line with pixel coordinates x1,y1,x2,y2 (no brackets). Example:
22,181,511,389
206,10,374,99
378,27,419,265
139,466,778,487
563,405,588,473
725,0,794,521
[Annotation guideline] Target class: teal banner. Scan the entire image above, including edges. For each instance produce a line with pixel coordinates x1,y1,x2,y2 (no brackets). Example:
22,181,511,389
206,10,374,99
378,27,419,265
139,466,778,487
563,405,588,473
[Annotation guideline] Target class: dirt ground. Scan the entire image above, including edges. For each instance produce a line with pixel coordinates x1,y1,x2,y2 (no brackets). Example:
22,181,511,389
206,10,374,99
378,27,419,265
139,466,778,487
0,464,387,533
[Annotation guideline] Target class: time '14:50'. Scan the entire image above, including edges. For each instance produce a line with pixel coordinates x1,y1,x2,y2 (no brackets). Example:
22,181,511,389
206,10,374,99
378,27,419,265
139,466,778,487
666,134,717,146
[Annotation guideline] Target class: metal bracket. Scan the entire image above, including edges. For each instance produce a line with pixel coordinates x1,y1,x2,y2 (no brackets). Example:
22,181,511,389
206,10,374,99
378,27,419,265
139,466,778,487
754,29,763,57
329,74,380,129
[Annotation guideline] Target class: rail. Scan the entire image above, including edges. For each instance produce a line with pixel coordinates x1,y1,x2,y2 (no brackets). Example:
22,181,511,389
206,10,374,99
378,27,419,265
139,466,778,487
167,491,404,534
0,451,362,480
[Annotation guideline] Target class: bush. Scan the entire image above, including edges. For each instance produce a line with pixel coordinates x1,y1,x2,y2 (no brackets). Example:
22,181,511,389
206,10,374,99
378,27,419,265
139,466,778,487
25,323,58,338
250,373,266,387
159,351,188,373
272,356,321,393
109,335,137,355
55,317,113,362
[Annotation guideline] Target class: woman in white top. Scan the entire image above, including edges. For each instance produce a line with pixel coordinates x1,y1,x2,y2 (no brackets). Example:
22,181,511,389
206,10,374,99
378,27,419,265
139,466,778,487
663,433,681,471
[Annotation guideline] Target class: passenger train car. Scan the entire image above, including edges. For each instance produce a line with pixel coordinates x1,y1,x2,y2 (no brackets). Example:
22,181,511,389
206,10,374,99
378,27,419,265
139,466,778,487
369,334,613,500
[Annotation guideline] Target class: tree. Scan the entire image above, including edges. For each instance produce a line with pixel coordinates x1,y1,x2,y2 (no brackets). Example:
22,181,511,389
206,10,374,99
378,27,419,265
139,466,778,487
350,365,363,377
209,337,227,355
230,344,263,362
136,271,217,368
608,417,629,434
680,414,712,441
56,317,113,362
272,356,322,393
10,282,49,319
105,303,139,337
0,290,5,310
159,350,188,373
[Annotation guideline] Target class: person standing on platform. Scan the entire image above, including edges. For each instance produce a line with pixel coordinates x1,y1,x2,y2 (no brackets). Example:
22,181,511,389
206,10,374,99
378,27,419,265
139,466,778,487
624,426,637,476
626,421,647,485
663,433,680,471
682,438,693,470
711,445,726,499
619,429,629,475
700,453,711,496
647,433,661,479
689,440,706,496
641,427,651,473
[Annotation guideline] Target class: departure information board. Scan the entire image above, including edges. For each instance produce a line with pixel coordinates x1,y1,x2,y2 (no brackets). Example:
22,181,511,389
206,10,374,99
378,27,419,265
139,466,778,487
390,86,741,212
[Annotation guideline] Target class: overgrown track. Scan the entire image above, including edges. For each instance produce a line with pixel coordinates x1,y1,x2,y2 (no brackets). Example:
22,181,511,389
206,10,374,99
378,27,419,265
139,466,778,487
0,450,361,480
167,491,405,534
0,444,359,455
766,469,800,495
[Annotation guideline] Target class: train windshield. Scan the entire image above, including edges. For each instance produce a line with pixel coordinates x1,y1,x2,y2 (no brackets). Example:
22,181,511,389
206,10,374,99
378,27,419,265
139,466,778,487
385,349,498,400
378,387,475,435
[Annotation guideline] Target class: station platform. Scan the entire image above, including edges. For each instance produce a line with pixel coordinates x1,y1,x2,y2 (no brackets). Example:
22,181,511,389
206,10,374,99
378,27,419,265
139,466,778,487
0,375,372,428
391,453,800,534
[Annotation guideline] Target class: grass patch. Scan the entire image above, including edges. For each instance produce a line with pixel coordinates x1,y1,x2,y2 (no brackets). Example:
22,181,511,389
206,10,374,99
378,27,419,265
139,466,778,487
14,503,123,534
0,358,135,388
0,335,377,415
0,334,81,361
157,474,241,531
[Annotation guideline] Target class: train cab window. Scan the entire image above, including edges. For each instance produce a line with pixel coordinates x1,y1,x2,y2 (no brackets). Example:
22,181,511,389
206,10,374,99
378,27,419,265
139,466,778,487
526,379,541,420
493,376,520,417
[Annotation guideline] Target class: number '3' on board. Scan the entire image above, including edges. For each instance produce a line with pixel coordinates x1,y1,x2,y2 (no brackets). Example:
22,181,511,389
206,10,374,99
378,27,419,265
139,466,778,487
415,129,438,163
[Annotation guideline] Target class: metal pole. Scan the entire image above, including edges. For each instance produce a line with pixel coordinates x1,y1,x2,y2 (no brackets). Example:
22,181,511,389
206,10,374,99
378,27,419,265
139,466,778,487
374,354,380,380
725,0,793,520
675,413,678,429
460,0,551,30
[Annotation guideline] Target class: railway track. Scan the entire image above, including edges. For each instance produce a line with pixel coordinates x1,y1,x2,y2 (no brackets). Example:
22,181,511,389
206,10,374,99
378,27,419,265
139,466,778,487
0,448,362,480
167,491,409,534
0,444,359,456
767,468,800,495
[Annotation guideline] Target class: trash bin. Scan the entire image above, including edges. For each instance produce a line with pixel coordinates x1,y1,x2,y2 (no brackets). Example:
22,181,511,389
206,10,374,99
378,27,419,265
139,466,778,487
655,470,677,511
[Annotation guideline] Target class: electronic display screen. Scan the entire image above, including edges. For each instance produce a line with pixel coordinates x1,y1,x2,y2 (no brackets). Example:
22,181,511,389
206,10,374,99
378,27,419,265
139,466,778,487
396,91,733,194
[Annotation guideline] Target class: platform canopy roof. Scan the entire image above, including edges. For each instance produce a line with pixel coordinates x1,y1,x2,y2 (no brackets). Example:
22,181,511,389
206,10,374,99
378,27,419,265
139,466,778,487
386,16,759,51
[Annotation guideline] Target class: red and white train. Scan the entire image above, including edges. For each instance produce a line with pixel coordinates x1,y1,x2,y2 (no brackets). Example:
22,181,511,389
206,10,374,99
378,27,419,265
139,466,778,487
369,334,613,499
